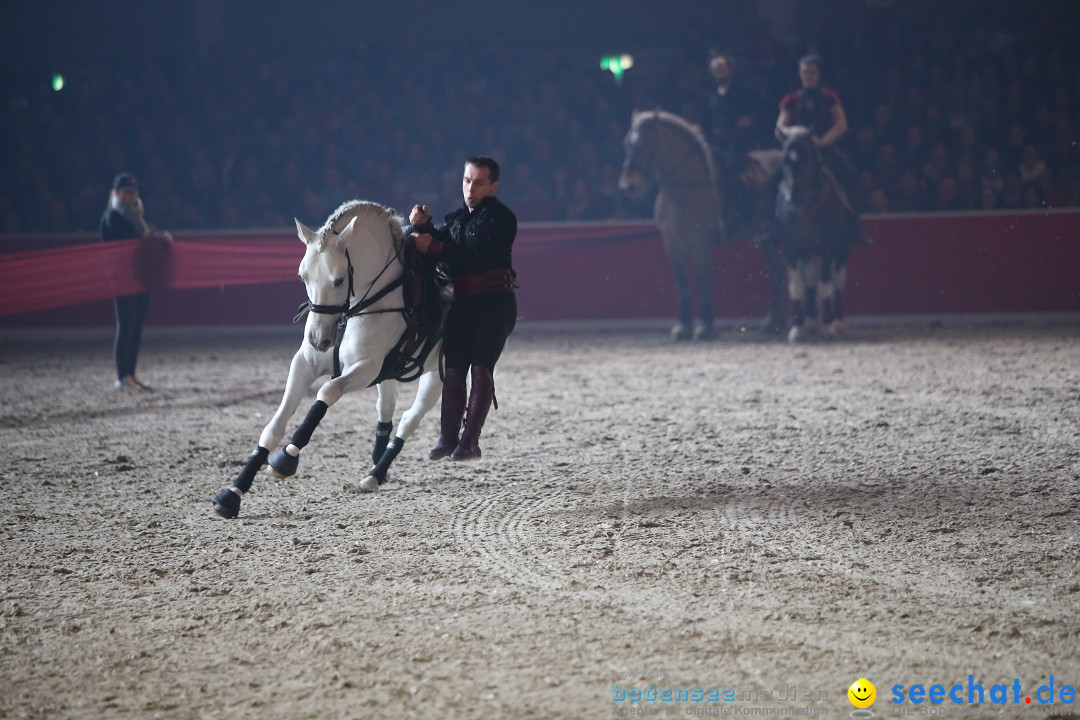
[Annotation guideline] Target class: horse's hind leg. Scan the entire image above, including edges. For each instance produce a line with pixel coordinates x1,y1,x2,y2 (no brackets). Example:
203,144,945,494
352,369,443,493
787,259,821,343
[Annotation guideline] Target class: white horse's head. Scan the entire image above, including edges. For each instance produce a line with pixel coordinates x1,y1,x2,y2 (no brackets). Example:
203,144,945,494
294,201,405,354
296,216,356,353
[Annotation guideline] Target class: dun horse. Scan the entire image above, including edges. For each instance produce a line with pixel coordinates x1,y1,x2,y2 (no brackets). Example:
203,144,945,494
212,201,444,518
619,110,785,340
619,110,725,341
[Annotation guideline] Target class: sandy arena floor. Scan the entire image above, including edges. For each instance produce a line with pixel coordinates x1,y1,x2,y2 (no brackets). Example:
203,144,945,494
1,319,1078,719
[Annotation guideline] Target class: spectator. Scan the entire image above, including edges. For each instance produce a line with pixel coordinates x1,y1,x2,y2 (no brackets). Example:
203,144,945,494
934,175,962,212
891,168,932,212
1018,145,1050,190
100,173,173,392
980,148,1005,195
865,187,890,214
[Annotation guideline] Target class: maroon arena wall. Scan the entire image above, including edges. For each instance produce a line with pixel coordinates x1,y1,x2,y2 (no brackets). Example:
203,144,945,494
2,210,1077,328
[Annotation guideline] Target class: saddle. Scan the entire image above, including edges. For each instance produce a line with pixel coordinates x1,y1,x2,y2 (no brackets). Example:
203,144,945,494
366,244,453,386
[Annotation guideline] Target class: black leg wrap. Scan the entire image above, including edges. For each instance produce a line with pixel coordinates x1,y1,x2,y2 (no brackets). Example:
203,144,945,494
290,400,329,449
212,446,269,519
268,446,300,477
235,446,270,493
212,487,242,519
372,421,393,466
369,436,404,484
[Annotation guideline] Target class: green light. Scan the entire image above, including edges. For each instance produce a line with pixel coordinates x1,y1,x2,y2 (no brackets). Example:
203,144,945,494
52,73,64,92
600,54,634,85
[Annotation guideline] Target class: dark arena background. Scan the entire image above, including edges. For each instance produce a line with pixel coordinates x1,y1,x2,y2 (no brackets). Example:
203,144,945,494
2,1,1078,718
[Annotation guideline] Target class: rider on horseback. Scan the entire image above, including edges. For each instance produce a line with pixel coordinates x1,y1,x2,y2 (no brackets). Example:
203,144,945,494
775,54,861,237
704,53,773,240
704,53,790,334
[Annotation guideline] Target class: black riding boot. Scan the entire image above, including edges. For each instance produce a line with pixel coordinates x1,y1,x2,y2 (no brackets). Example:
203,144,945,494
429,367,467,460
451,366,495,461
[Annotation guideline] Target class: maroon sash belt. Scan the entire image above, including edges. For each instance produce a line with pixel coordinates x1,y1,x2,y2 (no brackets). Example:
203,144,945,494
453,269,516,299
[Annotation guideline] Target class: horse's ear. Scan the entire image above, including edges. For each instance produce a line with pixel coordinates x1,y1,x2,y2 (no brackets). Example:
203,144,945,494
337,217,358,245
295,218,316,245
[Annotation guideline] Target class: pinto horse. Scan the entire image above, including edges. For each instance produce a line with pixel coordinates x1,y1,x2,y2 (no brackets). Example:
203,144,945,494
774,128,856,342
212,201,444,518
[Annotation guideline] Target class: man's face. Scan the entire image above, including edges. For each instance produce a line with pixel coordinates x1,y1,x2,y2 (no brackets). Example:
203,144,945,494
799,63,821,88
710,57,732,84
462,163,498,209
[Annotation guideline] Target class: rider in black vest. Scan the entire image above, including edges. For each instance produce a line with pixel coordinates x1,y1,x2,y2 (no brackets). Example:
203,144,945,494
705,53,773,239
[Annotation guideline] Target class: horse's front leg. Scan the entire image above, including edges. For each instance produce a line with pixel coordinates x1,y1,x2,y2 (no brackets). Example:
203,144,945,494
212,348,319,519
819,258,836,329
372,381,398,466
266,358,381,479
787,261,807,343
670,261,694,342
827,263,847,337
353,368,443,493
692,254,716,340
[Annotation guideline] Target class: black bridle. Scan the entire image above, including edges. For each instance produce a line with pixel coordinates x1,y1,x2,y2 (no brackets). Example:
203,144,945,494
293,241,407,378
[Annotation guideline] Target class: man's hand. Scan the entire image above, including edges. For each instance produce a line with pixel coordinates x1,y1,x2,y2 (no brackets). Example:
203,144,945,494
409,204,431,226
411,233,433,253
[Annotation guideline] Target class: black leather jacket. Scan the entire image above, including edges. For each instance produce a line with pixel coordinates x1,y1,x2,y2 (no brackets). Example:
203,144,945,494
408,196,516,277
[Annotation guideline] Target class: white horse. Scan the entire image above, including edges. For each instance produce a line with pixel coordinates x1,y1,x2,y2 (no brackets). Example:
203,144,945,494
212,200,443,518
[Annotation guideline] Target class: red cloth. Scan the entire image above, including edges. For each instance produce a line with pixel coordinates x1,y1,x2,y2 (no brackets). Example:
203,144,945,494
0,224,654,317
0,237,303,316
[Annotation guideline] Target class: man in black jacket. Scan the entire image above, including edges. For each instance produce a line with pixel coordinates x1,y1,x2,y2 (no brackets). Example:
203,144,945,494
408,156,517,461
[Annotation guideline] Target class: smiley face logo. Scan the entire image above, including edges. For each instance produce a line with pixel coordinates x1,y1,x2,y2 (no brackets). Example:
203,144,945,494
848,678,876,708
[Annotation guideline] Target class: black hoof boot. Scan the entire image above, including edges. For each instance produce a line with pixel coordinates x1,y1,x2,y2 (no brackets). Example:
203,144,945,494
267,447,299,478
212,488,242,519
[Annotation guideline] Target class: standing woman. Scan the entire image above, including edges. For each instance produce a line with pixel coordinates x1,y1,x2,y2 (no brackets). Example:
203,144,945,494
100,173,172,391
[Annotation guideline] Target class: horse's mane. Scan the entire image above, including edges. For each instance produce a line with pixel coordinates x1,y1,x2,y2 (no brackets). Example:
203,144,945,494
316,200,403,252
634,109,718,189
